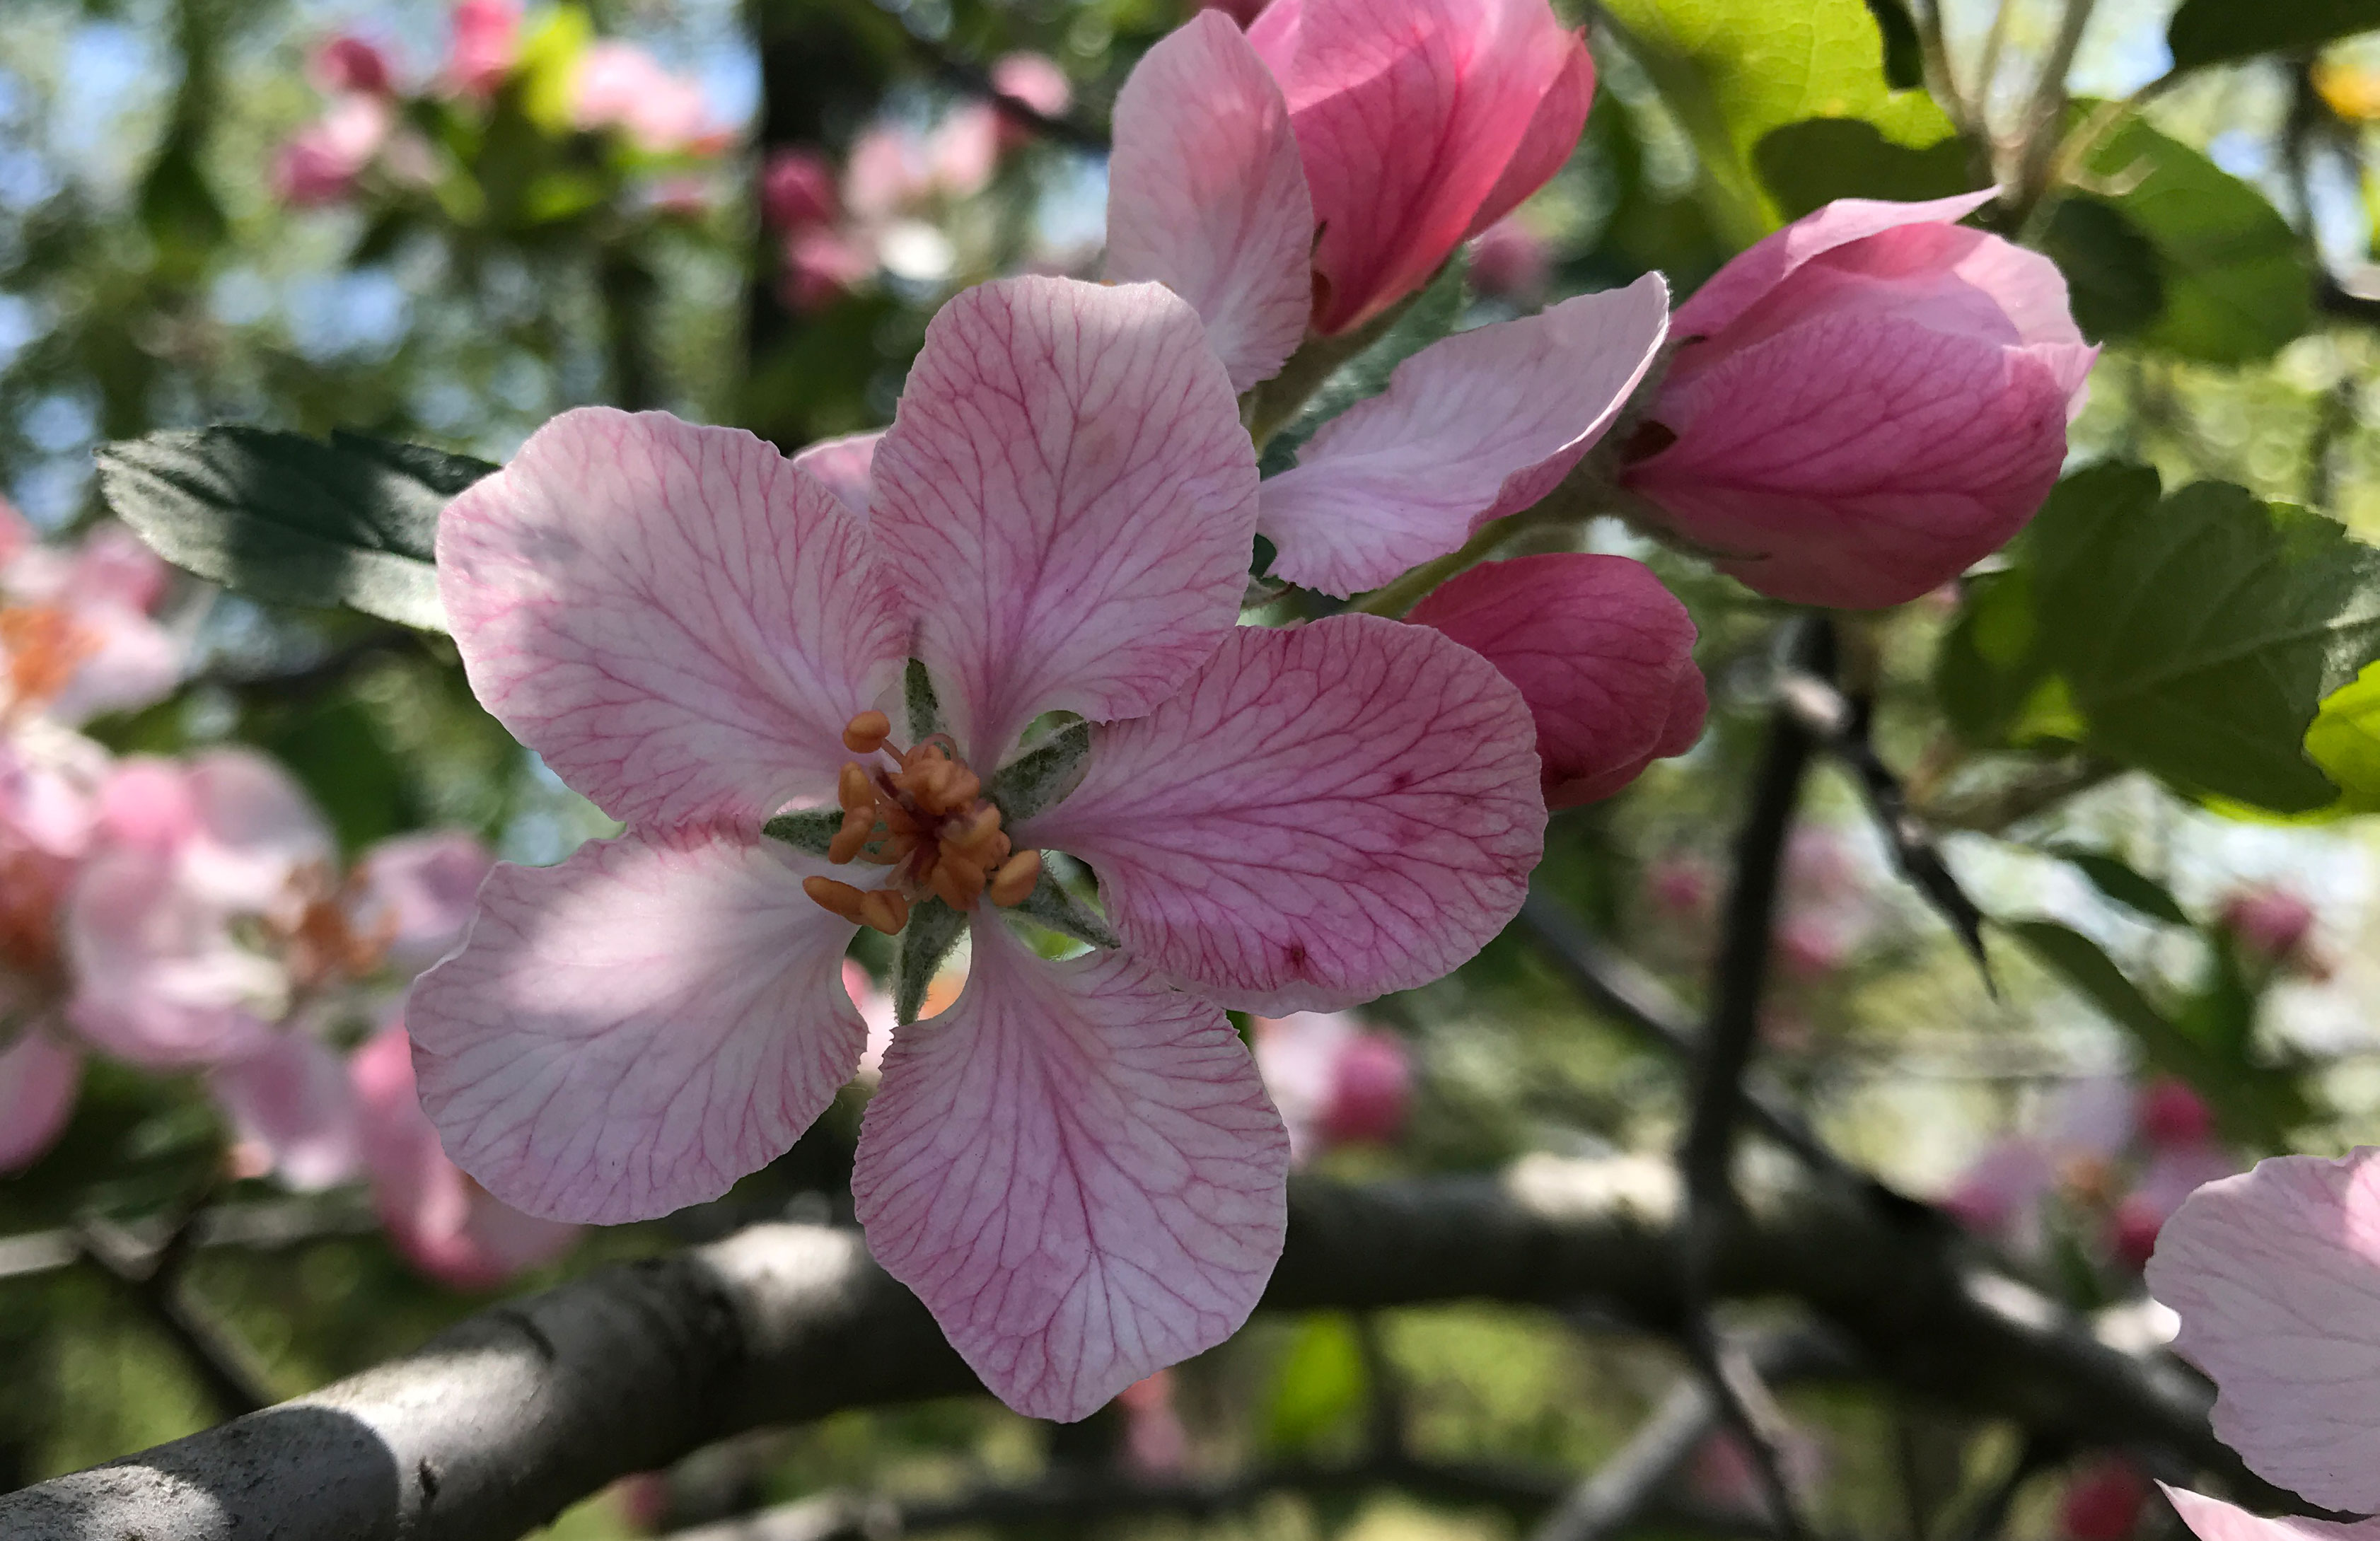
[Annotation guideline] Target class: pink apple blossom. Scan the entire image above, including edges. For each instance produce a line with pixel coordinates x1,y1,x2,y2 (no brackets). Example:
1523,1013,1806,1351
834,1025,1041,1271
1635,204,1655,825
311,35,395,97
0,504,178,728
0,735,105,1172
271,95,394,208
1470,216,1554,305
989,52,1072,152
1406,554,1705,806
1253,1011,1414,1159
1118,1369,1191,1474
0,1026,79,1172
571,42,718,156
1105,9,1661,595
354,1023,579,1289
2159,1485,2380,1541
1620,192,2096,610
407,274,1545,1420
2059,1458,2150,1541
1197,0,1275,24
446,0,520,98
2222,888,2320,973
762,149,840,233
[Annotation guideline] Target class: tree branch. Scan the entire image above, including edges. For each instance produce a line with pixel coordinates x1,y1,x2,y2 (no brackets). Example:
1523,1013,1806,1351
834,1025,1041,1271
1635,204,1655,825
76,1216,277,1419
0,1158,2275,1541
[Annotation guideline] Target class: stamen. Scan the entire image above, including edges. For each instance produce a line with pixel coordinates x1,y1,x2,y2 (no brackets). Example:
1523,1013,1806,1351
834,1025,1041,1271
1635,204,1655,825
827,807,876,865
842,710,893,755
803,876,869,923
857,888,911,936
988,850,1041,907
837,762,875,812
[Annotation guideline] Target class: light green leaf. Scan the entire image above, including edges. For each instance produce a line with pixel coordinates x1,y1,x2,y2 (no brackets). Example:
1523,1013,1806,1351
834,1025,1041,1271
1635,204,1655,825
94,428,492,632
1598,0,1961,240
2304,659,2380,812
2048,847,2191,925
2169,0,2380,74
2069,114,2310,364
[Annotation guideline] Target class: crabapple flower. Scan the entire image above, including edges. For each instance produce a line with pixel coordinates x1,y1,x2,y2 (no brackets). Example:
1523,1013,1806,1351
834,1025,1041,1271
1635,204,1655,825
446,0,519,97
312,35,395,97
1620,192,2096,610
0,504,178,728
2222,887,2320,975
1470,216,1554,305
1407,554,1704,806
571,42,719,156
1105,9,1663,594
2159,1486,2380,1541
762,149,840,233
0,735,105,1172
271,94,394,208
354,1023,579,1289
0,1026,79,1171
409,274,1545,1420
2060,1458,2151,1541
1253,1011,1413,1159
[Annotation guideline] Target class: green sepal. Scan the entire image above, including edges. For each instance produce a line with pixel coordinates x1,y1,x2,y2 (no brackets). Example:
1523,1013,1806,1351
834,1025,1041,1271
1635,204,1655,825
895,897,968,1025
987,720,1091,825
1007,863,1120,951
761,808,841,858
905,658,941,743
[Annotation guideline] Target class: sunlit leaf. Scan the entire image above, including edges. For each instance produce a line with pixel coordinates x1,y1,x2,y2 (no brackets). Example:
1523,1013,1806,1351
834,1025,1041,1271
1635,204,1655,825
2304,658,2380,812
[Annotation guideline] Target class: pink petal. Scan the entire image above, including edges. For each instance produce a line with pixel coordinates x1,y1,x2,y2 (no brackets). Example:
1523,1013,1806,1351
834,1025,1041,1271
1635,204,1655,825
47,602,180,726
791,429,882,523
1260,274,1668,595
2147,1150,2380,1511
351,830,495,972
868,277,1259,763
2160,1486,2380,1541
1106,11,1316,392
1405,553,1703,807
1271,0,1581,333
437,407,908,832
1673,192,1999,341
1625,313,2086,609
179,748,336,911
65,845,282,1069
1021,616,1544,1013
0,1028,80,1172
66,523,170,615
1463,30,1594,240
842,959,897,1081
852,919,1289,1421
407,827,867,1223
210,1031,361,1192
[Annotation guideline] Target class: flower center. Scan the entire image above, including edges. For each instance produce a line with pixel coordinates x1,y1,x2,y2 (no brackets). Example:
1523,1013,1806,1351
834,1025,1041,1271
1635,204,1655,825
802,710,1043,934
0,604,93,719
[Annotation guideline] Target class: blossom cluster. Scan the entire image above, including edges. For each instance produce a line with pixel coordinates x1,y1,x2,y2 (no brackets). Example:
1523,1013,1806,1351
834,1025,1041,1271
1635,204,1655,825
232,0,2106,1426
0,501,573,1291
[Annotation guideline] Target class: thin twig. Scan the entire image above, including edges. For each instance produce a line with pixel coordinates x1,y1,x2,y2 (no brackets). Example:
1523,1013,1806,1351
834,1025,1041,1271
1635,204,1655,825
2009,0,2104,222
76,1214,276,1419
871,4,1110,153
0,1194,378,1283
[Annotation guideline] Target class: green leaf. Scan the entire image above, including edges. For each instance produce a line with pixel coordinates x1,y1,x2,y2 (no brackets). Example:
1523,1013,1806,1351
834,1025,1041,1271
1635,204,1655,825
1260,1313,1369,1454
2036,197,2166,342
2169,0,2380,74
2067,114,2310,364
94,428,494,632
2009,919,2299,1148
895,897,968,1025
2305,659,2380,812
2048,847,2191,925
1752,118,1975,221
1598,0,1960,240
1862,0,1927,89
1939,464,2380,812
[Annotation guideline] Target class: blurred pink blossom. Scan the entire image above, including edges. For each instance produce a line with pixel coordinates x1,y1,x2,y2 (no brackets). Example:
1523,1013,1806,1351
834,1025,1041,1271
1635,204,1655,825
0,738,101,1173
353,1023,580,1288
446,0,520,98
761,149,839,232
1469,216,1553,303
780,226,877,313
0,506,178,731
571,41,718,156
2137,1076,2214,1149
1254,1011,1413,1159
988,52,1072,153
2220,888,2319,974
1118,1369,1190,1475
2060,1456,2150,1541
1622,193,2095,609
271,95,393,208
311,35,395,97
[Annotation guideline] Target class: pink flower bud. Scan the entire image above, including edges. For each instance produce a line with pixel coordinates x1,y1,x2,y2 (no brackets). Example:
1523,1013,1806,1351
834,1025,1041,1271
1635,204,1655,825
269,95,392,208
989,52,1072,153
2135,1076,2214,1149
1248,0,1595,334
2221,887,2317,971
1195,0,1273,23
1320,1028,1412,1146
446,0,520,98
1622,194,2096,609
2108,1193,2166,1271
1406,554,1705,807
311,35,395,97
2057,1457,2149,1541
760,148,839,231
779,226,875,313
1648,854,1715,919
1468,215,1552,303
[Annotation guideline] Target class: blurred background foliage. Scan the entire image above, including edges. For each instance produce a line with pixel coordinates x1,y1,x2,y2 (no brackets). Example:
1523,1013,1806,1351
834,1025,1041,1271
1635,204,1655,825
15,0,2380,1537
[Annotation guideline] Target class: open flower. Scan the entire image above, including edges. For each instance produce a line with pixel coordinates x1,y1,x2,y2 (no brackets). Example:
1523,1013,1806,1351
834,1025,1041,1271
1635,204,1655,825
353,1022,579,1289
1104,8,1668,595
0,502,178,729
409,274,1545,1420
0,735,105,1172
571,42,720,156
66,750,489,1190
1620,193,2096,609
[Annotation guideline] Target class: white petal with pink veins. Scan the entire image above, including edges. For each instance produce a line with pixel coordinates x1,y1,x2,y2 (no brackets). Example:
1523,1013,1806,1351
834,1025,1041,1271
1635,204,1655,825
1021,616,1544,1013
407,828,866,1223
1260,275,1668,595
437,407,909,832
853,920,1288,1421
868,277,1258,765
1106,11,1315,391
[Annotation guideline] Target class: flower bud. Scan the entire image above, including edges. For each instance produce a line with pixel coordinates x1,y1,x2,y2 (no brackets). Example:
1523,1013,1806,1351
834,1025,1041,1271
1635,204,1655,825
1320,1028,1412,1146
2220,886,2317,972
760,149,840,232
311,35,394,97
1621,193,2096,609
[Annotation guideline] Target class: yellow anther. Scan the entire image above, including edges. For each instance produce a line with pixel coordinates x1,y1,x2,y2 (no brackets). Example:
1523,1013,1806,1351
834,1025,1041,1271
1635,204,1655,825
837,762,875,813
927,850,987,910
947,805,1004,859
827,806,877,865
842,710,893,755
988,850,1041,907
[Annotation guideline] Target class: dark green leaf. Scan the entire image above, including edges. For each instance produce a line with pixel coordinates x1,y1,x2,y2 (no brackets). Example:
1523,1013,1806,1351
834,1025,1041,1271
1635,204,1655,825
1753,119,1975,221
2037,197,2167,342
2050,848,2191,924
1862,0,1926,89
2169,0,2380,74
1939,464,2380,811
2070,113,2310,364
94,429,495,631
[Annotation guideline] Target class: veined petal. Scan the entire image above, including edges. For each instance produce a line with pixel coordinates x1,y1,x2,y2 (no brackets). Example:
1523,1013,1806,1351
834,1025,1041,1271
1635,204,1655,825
1106,11,1315,392
1463,30,1594,240
2146,1150,2380,1513
407,827,866,1223
791,429,882,523
2160,1487,2380,1541
350,830,496,974
1022,616,1543,1013
0,1028,79,1172
852,920,1288,1421
210,1030,361,1192
869,277,1259,764
1673,191,1997,341
437,407,907,832
1260,274,1668,596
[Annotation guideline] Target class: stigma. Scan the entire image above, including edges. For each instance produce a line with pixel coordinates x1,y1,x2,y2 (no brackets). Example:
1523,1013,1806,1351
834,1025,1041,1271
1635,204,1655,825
801,711,1045,934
